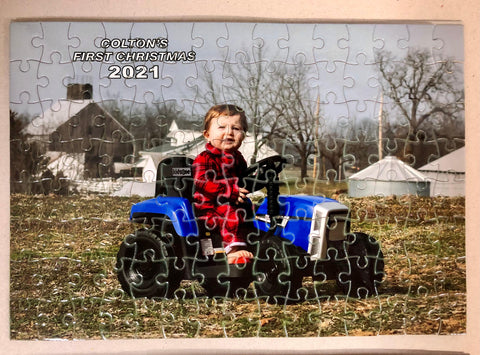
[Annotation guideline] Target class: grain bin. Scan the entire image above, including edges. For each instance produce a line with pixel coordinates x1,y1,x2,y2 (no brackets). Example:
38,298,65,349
348,156,430,197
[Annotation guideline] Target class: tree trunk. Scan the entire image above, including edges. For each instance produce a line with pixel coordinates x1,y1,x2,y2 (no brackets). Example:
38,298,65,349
300,154,308,179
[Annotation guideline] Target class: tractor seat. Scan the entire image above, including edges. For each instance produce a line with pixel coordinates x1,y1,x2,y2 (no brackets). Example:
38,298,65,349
155,155,195,200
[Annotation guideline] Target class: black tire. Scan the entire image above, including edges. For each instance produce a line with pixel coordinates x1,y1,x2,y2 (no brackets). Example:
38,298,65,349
116,228,181,299
253,237,304,304
336,232,385,298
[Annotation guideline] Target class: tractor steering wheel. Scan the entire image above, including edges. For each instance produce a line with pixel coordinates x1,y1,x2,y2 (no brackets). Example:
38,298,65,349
240,155,288,192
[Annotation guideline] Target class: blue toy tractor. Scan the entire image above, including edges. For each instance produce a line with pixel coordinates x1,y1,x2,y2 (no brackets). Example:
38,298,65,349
115,155,385,302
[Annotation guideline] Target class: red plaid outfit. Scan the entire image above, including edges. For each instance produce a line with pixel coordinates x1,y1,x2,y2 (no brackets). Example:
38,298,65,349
193,143,249,253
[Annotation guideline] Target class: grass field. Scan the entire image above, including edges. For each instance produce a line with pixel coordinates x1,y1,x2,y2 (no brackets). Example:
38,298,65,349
10,193,465,339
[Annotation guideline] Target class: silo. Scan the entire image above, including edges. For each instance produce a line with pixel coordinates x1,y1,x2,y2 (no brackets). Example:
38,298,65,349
348,156,430,197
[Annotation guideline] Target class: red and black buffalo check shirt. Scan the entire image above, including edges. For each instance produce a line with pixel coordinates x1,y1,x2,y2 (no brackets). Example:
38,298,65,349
193,143,247,211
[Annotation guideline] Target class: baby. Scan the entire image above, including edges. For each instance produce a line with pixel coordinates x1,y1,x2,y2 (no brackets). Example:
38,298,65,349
193,104,254,263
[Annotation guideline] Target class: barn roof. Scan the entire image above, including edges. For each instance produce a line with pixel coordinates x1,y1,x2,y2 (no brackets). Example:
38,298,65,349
23,100,93,136
349,155,427,182
22,99,133,139
419,146,465,173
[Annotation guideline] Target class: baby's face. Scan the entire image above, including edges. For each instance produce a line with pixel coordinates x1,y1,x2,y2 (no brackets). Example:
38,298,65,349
204,114,245,152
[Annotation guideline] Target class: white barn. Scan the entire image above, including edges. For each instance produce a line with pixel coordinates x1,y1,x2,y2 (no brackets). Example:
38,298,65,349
348,156,430,197
112,121,279,196
135,121,279,183
418,147,465,197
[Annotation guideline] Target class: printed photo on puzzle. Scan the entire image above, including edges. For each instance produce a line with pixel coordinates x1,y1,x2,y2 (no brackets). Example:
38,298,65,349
9,21,465,340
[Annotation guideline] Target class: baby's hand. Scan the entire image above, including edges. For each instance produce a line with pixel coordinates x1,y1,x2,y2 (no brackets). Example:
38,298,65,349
237,187,249,204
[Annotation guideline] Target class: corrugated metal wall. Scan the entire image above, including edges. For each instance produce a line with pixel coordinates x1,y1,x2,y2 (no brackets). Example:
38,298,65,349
348,180,431,197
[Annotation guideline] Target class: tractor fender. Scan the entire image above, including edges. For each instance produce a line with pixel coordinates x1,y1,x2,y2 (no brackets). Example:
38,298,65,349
129,196,198,237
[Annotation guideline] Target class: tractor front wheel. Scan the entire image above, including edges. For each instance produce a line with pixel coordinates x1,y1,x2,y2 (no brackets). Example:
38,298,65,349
336,232,385,298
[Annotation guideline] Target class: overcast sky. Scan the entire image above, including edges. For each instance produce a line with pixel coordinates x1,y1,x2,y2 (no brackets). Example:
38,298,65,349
10,22,464,126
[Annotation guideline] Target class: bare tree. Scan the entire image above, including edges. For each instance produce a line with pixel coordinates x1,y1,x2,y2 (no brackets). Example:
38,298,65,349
223,53,285,163
195,50,325,177
10,110,69,194
376,49,464,165
268,65,319,179
195,48,284,163
101,98,188,150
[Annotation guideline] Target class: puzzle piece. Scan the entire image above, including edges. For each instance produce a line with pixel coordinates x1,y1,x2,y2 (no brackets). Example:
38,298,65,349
9,60,49,106
9,21,466,343
276,24,324,65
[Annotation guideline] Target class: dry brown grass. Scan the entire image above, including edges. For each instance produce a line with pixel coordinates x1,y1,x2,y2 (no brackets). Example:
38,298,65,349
10,193,465,339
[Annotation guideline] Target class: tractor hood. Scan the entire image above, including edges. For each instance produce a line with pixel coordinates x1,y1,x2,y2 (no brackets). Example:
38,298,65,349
255,195,341,218
254,195,349,252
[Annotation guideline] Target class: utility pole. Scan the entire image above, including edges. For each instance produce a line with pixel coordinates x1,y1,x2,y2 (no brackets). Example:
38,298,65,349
378,90,384,161
313,94,321,179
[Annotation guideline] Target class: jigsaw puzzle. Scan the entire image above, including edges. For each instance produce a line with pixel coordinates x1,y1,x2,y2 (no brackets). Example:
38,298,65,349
9,21,465,342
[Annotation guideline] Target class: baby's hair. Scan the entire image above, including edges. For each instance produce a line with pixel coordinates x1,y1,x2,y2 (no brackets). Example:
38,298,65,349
204,104,248,133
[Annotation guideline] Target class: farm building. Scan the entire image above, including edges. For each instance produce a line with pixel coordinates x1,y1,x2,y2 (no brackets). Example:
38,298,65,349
348,155,430,197
418,147,465,197
112,121,280,196
22,83,136,179
132,121,280,183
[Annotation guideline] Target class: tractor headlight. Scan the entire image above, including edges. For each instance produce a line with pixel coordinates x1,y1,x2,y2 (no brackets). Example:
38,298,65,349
308,205,327,260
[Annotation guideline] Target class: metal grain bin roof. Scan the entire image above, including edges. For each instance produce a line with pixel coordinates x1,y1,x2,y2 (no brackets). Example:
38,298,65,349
419,146,465,173
349,156,428,182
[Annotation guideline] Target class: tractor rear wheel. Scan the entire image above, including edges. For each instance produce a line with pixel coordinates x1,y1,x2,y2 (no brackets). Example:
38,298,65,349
116,228,181,299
